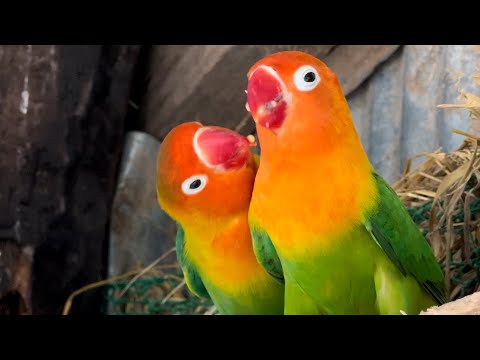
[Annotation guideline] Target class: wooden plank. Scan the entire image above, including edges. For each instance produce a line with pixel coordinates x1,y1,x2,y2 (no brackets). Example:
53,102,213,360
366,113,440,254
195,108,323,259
421,291,480,315
324,45,400,95
141,45,400,140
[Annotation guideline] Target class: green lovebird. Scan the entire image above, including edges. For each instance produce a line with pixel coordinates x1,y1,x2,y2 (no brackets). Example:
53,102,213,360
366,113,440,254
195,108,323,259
245,51,447,315
156,122,284,315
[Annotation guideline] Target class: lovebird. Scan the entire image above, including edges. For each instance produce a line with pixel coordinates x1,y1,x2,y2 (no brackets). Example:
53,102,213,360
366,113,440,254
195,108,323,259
245,51,446,315
156,122,284,315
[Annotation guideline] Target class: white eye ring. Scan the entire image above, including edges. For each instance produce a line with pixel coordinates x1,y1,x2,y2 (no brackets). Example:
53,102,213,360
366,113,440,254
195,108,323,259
293,65,320,92
181,174,208,195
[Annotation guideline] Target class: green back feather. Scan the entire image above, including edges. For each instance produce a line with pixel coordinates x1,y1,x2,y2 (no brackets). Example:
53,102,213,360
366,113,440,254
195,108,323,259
175,224,210,299
176,223,284,314
250,224,285,284
364,173,447,304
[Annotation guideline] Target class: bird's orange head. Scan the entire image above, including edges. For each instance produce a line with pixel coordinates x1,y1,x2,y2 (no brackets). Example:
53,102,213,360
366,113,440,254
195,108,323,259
156,122,258,224
246,51,352,151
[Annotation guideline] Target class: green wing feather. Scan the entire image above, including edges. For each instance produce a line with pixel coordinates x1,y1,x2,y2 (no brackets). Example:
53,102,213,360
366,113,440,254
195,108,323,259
249,223,285,284
175,224,210,299
364,172,447,305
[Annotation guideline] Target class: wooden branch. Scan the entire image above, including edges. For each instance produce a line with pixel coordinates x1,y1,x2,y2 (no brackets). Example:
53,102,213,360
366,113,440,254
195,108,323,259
421,291,480,315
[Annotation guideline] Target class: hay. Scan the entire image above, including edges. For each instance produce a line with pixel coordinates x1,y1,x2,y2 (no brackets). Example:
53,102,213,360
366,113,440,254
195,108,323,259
103,248,217,315
392,88,480,300
63,248,216,315
105,265,216,315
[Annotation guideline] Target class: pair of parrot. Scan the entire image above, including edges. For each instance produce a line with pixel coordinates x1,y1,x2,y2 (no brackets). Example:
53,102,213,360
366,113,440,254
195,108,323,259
156,51,446,315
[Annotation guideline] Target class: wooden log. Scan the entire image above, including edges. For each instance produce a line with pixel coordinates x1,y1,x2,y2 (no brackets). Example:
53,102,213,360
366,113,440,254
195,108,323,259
0,45,59,315
141,45,400,140
0,45,141,314
0,241,32,314
421,291,480,315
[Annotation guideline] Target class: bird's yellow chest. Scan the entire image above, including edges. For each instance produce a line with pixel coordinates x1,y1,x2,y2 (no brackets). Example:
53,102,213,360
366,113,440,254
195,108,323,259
185,218,272,294
249,150,378,258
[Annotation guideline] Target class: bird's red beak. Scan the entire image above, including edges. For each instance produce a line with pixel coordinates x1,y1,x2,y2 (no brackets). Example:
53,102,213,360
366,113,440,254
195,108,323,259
194,126,256,171
246,66,288,132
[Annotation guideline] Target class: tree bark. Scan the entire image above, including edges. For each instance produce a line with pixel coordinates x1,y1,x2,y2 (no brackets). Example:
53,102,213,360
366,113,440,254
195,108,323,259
0,45,141,314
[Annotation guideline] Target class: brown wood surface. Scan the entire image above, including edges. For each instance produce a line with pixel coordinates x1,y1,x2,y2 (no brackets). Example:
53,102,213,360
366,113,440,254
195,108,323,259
141,45,400,140
0,45,141,314
421,291,480,315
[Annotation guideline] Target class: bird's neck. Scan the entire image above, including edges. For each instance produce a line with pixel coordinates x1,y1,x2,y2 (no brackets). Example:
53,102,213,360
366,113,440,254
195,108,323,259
184,213,255,263
251,110,378,254
258,107,373,182
183,214,267,291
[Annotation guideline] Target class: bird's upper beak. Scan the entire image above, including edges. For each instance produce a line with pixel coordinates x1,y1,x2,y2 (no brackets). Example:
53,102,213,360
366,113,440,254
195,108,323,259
246,65,289,133
194,126,256,171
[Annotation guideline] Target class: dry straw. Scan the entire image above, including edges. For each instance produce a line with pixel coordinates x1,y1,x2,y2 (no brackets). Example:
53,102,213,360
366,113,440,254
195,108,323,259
393,88,480,300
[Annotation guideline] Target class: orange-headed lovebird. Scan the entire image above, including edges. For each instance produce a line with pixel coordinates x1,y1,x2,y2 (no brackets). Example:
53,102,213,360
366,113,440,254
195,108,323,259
156,122,284,315
245,51,446,315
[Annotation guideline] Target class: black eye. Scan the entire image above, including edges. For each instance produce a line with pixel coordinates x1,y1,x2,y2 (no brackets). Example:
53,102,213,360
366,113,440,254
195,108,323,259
189,179,202,189
182,174,208,195
304,72,316,82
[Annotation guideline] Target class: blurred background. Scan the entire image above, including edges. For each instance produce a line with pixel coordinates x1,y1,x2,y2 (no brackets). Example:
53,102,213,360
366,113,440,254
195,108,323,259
1,45,479,315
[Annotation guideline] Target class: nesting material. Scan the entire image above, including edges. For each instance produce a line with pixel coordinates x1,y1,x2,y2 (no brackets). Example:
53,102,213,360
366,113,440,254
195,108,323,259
392,90,480,302
106,264,216,315
63,248,216,315
103,248,216,315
